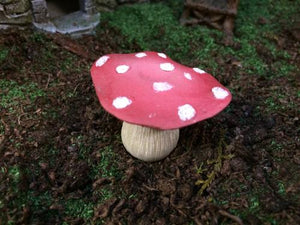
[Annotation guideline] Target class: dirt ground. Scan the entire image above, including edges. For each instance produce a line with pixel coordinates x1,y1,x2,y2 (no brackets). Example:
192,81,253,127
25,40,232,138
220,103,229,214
0,15,300,225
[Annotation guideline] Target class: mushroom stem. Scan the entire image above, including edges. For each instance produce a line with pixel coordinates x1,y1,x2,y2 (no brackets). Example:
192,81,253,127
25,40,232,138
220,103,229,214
121,121,179,162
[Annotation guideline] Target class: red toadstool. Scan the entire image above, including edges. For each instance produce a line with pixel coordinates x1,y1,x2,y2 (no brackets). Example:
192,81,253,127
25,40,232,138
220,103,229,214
90,51,231,162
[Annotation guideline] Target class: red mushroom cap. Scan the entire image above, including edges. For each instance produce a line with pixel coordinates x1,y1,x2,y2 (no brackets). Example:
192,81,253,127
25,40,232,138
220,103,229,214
90,51,231,130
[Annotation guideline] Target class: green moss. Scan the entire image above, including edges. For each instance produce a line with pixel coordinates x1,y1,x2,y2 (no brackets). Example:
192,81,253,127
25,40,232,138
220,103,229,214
102,4,175,50
28,191,53,211
63,198,94,219
263,92,297,114
101,0,298,78
92,146,121,179
1,141,122,223
30,32,47,44
277,182,286,196
0,79,45,111
233,0,299,76
101,3,222,69
8,166,21,182
0,47,9,62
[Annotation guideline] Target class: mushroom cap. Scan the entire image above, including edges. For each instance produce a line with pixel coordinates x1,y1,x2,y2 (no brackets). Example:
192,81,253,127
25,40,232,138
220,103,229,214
90,51,231,130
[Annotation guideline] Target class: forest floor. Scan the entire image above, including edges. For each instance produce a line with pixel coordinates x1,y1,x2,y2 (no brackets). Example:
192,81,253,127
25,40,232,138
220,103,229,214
0,1,299,224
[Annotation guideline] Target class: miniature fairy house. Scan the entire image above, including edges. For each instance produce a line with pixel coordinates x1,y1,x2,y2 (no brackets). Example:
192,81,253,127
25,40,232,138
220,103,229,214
180,0,239,45
0,0,149,35
0,0,32,29
32,0,100,36
0,0,100,35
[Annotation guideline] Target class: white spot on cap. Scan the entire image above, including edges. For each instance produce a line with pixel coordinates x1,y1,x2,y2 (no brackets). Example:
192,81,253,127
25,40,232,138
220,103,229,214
96,56,109,67
116,65,130,74
153,82,173,92
212,87,229,99
135,52,147,58
193,68,206,74
158,53,167,58
184,72,192,80
112,97,132,109
178,104,196,121
160,63,175,72
149,113,156,118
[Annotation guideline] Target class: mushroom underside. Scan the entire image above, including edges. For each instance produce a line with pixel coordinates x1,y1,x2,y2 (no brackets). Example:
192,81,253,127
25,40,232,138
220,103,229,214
121,121,180,162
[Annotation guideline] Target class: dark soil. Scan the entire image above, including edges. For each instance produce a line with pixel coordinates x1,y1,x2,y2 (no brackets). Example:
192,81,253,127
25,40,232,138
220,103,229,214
0,20,299,225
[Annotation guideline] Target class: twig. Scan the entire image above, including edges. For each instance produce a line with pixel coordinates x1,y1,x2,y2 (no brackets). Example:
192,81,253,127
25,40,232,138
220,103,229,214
218,209,244,225
45,73,52,89
49,33,97,61
185,1,237,16
0,119,9,152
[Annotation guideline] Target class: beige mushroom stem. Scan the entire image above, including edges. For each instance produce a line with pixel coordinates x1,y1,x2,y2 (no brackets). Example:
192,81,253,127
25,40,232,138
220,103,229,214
121,121,180,162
